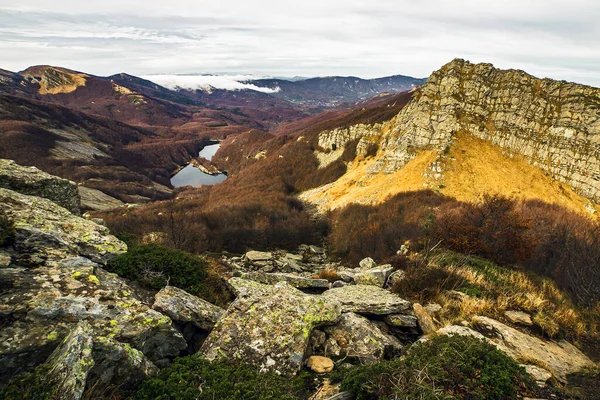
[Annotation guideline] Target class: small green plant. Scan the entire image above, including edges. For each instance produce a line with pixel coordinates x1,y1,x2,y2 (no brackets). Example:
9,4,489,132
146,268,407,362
0,212,15,247
334,335,535,400
134,356,314,400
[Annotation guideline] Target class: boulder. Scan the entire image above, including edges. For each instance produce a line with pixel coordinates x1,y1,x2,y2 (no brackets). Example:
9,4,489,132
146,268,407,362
307,355,334,373
385,269,406,288
200,280,341,376
413,303,437,334
322,285,412,315
245,250,272,262
227,276,273,298
521,364,552,387
239,271,330,290
44,321,94,400
436,324,485,339
314,312,402,364
85,337,158,398
471,316,595,382
424,303,442,315
0,188,126,265
353,265,394,287
359,257,377,270
504,310,533,326
0,159,81,214
152,286,224,331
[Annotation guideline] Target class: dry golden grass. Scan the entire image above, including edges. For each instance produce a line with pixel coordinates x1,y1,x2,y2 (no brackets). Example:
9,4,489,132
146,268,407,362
313,269,341,283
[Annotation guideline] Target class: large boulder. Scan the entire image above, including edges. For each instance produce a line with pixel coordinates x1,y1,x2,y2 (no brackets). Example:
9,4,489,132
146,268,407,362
313,312,402,364
413,303,437,334
200,280,341,376
0,188,126,265
322,285,412,315
44,321,94,400
0,159,81,214
152,286,224,331
353,265,394,287
239,271,330,290
471,316,596,382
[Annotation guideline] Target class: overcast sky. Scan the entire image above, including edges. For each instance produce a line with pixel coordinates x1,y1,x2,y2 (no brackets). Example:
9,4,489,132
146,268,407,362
1,0,599,86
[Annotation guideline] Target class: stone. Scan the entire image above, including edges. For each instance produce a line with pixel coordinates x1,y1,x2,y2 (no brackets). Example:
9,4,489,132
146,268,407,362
200,280,341,376
152,286,224,331
521,364,552,387
239,271,330,290
307,356,334,373
0,159,81,214
245,250,272,262
359,257,377,270
227,276,273,298
331,280,349,288
385,270,406,288
44,321,94,400
78,186,124,212
322,285,412,315
471,316,595,382
504,310,533,326
424,303,442,315
0,250,11,268
445,290,469,301
436,325,485,339
413,303,437,334
353,265,394,287
86,337,158,398
338,270,355,283
384,313,418,328
0,188,126,265
308,245,325,254
314,312,402,364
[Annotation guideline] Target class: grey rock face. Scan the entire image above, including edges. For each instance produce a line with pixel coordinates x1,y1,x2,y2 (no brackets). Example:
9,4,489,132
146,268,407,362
152,286,224,331
239,271,330,290
0,159,81,214
200,280,341,376
322,285,412,315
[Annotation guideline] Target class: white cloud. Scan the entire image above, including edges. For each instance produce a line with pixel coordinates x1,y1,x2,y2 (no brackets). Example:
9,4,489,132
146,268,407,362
142,74,280,93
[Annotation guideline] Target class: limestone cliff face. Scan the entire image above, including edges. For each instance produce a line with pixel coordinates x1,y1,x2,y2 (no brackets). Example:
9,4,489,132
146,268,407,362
366,59,600,202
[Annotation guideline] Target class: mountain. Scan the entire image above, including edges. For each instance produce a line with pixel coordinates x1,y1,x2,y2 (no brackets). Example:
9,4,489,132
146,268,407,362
248,74,426,107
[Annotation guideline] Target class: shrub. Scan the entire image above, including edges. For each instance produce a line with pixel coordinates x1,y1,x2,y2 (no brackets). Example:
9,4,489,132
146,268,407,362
0,212,15,247
106,243,232,305
133,356,314,400
314,269,341,283
336,335,535,400
0,364,54,400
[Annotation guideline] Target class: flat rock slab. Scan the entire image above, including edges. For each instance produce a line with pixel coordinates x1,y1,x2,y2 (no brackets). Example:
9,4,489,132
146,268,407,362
322,285,411,315
200,280,341,376
153,286,224,331
472,316,595,382
78,186,124,212
353,265,394,287
240,271,330,289
245,250,273,262
504,310,533,326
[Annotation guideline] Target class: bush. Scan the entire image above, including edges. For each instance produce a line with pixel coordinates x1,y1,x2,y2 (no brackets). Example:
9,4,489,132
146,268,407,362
0,364,54,400
0,212,15,247
134,356,314,400
336,335,535,400
106,243,231,305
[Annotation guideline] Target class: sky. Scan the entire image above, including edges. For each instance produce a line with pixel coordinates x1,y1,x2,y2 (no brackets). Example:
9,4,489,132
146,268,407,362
1,0,599,86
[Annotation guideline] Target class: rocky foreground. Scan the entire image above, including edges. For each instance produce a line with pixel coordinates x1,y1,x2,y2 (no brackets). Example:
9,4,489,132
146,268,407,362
0,159,596,399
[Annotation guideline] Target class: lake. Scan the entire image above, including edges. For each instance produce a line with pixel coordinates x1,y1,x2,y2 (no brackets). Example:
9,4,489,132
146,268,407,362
170,143,227,187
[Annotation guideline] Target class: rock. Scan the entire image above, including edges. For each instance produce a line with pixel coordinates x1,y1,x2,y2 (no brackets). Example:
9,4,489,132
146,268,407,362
307,356,334,373
424,303,442,315
436,325,485,339
152,286,224,331
0,188,126,265
78,186,124,212
322,285,412,315
353,265,394,287
245,250,272,262
504,310,533,326
471,316,595,382
338,270,355,283
331,280,349,288
445,290,469,301
227,276,273,298
44,321,94,400
0,159,81,214
200,280,341,376
385,270,406,288
359,257,377,270
521,364,552,387
240,271,330,290
315,313,402,364
86,337,158,398
308,245,325,254
413,303,437,334
0,250,11,268
384,313,418,328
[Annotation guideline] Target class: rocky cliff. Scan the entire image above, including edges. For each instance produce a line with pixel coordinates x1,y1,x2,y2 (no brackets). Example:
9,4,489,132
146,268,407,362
362,59,600,202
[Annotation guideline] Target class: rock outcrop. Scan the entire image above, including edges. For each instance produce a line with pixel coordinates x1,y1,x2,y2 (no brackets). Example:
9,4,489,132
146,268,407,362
200,280,341,376
322,285,412,315
152,286,224,331
0,159,81,214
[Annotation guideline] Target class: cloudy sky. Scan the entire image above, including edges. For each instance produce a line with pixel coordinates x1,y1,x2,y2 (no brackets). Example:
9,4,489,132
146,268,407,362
1,0,599,86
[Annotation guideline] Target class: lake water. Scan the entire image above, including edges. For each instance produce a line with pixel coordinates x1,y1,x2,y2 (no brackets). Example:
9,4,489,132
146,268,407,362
170,143,227,187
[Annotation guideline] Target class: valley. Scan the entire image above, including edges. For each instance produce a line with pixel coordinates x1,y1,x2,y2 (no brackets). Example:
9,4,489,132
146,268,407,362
1,58,600,400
